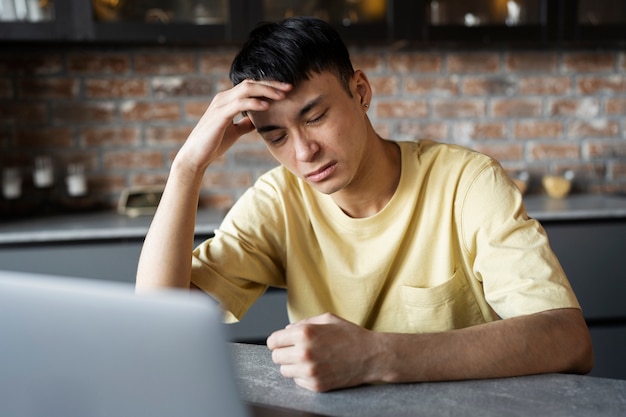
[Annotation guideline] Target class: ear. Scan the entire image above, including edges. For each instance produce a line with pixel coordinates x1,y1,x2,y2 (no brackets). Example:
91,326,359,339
353,70,372,107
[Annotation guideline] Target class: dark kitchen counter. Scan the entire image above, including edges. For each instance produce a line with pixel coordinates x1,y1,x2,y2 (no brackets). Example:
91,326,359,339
0,207,226,245
1,194,626,245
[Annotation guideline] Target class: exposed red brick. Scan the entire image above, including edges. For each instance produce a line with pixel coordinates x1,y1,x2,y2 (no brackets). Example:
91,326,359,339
166,150,178,165
550,98,600,117
130,173,169,186
237,130,264,145
472,143,524,162
491,99,542,118
562,52,616,73
506,52,557,72
514,121,562,139
350,51,385,72
454,122,507,141
584,140,626,158
202,170,253,189
462,76,515,96
18,78,78,99
88,174,126,193
67,53,130,74
3,46,626,206
120,101,180,122
433,99,485,118
198,50,237,73
198,192,234,210
85,78,148,98
103,150,164,170
406,77,458,96
519,76,571,95
397,122,448,141
368,76,398,96
152,77,213,97
134,53,195,75
0,103,47,125
529,143,580,160
0,54,62,75
145,126,193,146
232,147,278,166
14,127,73,148
447,53,499,74
606,98,626,115
387,53,443,73
52,102,116,123
378,100,429,118
215,75,232,92
55,152,100,171
569,120,620,139
184,101,210,120
578,76,626,94
551,162,606,179
80,127,141,147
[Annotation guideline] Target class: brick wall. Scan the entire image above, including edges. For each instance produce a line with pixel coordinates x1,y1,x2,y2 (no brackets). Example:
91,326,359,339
1,45,625,216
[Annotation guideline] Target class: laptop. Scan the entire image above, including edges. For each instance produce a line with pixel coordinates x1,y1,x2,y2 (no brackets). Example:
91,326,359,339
0,269,251,417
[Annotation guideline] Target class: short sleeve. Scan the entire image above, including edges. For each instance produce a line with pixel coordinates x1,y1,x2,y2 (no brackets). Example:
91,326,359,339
191,174,288,322
459,160,580,319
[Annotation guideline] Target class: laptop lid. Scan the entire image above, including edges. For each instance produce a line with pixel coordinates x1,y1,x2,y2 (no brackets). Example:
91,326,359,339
0,270,249,417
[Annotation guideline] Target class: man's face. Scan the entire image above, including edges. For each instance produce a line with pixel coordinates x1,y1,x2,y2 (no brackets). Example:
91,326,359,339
248,71,371,196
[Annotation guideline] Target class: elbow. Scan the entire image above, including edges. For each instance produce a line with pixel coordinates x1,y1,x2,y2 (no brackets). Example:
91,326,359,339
565,318,594,375
572,330,594,375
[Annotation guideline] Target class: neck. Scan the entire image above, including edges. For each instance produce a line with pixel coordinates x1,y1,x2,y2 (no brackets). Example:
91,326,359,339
332,138,401,218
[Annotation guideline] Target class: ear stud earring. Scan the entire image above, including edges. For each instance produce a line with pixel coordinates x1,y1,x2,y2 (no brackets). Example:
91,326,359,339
364,103,369,108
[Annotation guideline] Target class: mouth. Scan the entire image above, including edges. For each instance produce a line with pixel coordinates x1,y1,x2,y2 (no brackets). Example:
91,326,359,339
304,162,337,183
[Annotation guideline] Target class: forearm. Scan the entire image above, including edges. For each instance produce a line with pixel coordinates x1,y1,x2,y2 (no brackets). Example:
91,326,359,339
135,159,204,291
371,308,593,384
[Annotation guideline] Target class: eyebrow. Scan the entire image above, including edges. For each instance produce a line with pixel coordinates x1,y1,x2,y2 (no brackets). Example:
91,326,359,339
256,96,324,134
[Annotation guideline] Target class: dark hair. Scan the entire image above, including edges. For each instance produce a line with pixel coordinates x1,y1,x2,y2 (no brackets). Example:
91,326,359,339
229,16,355,95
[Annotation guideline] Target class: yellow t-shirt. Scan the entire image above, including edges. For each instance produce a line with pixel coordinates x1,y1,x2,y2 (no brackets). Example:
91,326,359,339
191,140,580,333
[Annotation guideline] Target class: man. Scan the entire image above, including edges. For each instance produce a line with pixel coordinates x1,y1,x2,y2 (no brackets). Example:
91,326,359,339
136,16,593,392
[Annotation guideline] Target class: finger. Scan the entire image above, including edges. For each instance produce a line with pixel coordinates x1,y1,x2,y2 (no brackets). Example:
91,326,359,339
266,326,297,350
236,79,291,103
241,79,292,93
229,115,255,138
270,345,303,366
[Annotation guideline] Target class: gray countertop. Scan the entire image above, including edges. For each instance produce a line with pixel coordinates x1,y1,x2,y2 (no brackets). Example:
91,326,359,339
232,343,626,417
0,207,226,245
1,194,626,245
524,194,626,221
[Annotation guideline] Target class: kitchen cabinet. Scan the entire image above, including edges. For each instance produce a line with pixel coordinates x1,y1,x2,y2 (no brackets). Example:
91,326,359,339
0,210,289,343
0,235,289,343
1,0,624,45
561,0,626,43
541,220,626,380
416,0,552,44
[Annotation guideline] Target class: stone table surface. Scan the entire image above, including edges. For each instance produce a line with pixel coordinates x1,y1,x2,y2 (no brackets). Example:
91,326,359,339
232,343,626,417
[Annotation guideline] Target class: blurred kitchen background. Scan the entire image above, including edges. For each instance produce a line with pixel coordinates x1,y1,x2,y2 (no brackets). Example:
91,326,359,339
1,0,625,216
1,0,626,380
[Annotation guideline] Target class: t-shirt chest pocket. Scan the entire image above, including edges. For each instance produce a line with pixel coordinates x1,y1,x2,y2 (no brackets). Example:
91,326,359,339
400,269,485,333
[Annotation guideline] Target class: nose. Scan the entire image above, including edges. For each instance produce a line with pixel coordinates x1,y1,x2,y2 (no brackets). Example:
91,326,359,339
293,132,320,162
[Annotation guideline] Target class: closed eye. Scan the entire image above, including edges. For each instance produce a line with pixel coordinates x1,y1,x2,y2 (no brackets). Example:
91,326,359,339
265,133,286,146
306,110,327,126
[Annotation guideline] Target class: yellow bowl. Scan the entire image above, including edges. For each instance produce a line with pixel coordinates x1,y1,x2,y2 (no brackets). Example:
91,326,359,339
542,175,572,199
